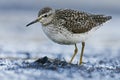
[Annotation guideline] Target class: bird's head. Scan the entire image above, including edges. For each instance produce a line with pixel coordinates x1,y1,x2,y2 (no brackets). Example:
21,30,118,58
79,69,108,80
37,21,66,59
26,7,55,27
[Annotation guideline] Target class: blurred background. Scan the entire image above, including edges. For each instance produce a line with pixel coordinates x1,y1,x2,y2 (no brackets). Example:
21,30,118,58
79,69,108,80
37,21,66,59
0,0,120,61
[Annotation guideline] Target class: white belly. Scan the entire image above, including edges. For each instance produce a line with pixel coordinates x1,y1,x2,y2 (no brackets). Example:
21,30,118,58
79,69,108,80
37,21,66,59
42,25,98,45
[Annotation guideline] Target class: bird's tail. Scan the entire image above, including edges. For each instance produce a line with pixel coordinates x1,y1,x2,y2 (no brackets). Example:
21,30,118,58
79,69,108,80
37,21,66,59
91,15,112,25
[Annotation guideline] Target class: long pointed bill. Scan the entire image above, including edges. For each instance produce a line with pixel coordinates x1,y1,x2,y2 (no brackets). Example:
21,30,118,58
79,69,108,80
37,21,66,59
26,19,39,27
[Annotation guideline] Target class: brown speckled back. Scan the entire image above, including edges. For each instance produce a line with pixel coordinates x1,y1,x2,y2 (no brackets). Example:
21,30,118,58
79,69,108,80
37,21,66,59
52,9,112,33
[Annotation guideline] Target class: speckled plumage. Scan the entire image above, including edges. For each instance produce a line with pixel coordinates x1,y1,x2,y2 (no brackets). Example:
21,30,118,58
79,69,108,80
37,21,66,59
38,7,112,33
26,7,112,65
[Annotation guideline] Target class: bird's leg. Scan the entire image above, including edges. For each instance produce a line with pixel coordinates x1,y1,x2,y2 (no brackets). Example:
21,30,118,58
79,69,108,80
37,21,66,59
79,42,85,65
69,44,78,64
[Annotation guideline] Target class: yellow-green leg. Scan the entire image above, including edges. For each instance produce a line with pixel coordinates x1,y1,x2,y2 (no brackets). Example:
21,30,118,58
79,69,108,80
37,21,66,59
69,44,78,63
79,42,85,65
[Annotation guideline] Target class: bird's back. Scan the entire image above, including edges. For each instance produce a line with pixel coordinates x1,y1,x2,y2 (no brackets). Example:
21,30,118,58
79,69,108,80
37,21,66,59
52,9,112,33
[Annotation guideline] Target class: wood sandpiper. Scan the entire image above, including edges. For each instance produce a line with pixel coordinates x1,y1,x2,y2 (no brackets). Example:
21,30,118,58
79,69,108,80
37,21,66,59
26,7,112,65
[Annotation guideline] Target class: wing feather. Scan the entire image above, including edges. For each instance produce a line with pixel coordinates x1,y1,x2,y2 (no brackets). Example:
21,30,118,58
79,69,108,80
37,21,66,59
53,9,111,33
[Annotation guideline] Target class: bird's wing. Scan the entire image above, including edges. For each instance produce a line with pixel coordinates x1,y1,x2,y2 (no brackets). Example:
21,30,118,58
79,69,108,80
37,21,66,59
54,9,111,33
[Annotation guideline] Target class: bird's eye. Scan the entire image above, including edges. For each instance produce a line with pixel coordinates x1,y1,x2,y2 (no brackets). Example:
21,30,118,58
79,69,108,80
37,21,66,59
44,14,47,17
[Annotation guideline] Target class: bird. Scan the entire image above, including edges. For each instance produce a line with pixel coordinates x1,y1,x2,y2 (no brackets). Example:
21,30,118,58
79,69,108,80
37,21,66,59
26,7,112,65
